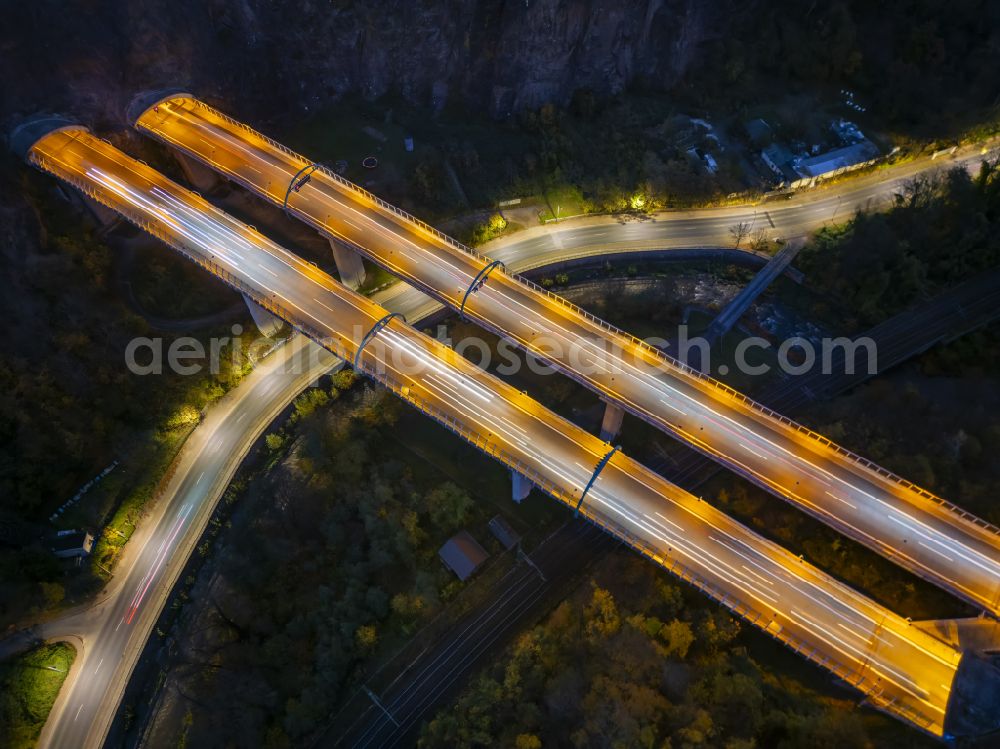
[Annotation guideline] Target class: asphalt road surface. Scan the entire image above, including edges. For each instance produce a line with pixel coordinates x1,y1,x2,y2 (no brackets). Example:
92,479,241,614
136,97,1000,617
26,331,338,749
23,126,980,742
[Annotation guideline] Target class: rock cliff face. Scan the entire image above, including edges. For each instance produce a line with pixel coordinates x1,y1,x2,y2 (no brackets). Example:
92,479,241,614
1,0,719,126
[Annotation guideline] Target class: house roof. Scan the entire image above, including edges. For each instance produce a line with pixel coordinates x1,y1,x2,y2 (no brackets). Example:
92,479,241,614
50,530,93,554
439,530,489,581
798,140,878,178
488,515,520,550
761,144,800,182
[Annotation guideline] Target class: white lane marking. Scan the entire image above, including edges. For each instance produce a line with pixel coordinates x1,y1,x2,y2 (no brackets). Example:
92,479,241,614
919,541,955,562
312,296,338,313
88,119,1000,605
658,398,685,415
825,490,857,510
740,442,769,460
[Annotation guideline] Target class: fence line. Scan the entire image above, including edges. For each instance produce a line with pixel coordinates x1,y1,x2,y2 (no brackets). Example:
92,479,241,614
149,98,1000,541
29,141,944,735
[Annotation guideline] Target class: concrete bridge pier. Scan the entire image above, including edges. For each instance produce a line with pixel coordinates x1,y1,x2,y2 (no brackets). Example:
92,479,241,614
174,152,223,194
242,293,283,337
329,239,367,289
79,194,120,230
599,401,625,442
511,470,533,503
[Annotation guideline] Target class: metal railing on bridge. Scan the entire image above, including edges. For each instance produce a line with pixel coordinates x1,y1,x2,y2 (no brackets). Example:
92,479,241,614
146,97,1000,543
29,139,947,737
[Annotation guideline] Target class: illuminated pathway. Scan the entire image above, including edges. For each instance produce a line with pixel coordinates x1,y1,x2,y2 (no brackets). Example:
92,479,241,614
134,95,1000,617
26,125,984,742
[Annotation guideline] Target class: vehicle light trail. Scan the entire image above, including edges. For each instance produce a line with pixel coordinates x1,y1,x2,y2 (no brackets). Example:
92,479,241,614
123,503,192,625
133,95,1000,617
25,124,976,738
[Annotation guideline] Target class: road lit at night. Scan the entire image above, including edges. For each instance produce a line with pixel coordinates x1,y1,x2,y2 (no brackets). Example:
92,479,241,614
25,126,974,742
134,96,1000,618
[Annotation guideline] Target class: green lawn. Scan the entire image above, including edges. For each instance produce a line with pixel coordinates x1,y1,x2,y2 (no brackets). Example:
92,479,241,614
89,422,197,580
356,261,398,294
538,184,586,222
0,642,77,749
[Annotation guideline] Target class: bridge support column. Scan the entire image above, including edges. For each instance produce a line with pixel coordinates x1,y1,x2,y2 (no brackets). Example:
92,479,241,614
329,239,366,289
242,293,282,337
80,194,120,229
599,402,625,442
511,470,532,503
173,152,223,193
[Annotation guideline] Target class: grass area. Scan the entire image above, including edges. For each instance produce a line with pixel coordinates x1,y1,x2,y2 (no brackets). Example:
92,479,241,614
277,97,417,213
356,261,398,294
538,184,586,222
0,642,76,749
282,100,414,186
88,421,197,579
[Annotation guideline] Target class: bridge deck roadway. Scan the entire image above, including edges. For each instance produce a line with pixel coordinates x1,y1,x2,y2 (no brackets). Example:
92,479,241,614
28,126,972,740
134,96,1000,617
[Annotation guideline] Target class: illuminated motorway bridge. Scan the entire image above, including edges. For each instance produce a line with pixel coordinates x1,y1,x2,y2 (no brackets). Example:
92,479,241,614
24,124,1000,739
132,94,1000,618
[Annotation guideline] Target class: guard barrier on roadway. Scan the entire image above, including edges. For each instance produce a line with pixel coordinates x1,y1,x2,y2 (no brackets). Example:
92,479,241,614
33,127,953,736
143,97,1000,546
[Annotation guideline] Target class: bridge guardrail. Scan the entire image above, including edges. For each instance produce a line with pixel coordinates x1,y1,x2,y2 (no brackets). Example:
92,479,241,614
30,140,944,734
372,376,929,723
154,97,1000,542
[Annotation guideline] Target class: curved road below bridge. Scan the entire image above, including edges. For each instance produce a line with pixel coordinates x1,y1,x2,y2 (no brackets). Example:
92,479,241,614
13,137,998,748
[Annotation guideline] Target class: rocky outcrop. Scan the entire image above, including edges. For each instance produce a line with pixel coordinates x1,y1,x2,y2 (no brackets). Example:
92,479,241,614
1,0,720,127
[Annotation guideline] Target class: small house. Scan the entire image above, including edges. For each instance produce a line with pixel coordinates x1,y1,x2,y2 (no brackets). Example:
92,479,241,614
439,531,489,581
489,515,521,550
50,530,94,559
